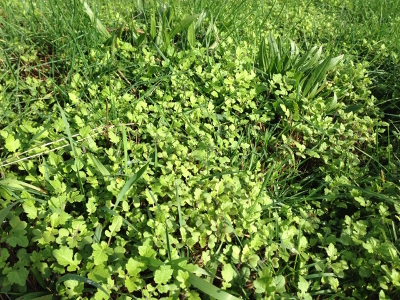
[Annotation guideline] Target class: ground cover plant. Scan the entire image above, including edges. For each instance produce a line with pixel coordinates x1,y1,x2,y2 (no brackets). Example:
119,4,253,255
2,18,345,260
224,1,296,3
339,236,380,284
0,0,399,299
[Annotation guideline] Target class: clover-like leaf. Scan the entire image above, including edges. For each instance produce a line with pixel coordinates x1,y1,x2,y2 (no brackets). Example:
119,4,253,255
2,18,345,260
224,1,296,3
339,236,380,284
105,215,123,238
176,270,190,288
221,264,235,283
138,240,156,258
6,216,28,247
326,243,337,259
7,266,29,286
274,275,286,294
298,276,310,294
5,134,21,152
92,242,113,265
126,258,146,277
0,249,10,269
154,265,173,285
125,276,143,293
22,199,38,219
7,230,29,247
108,129,120,144
53,246,81,271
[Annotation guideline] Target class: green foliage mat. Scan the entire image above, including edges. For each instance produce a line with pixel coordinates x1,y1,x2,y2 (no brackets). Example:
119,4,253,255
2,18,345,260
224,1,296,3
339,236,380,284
0,0,399,299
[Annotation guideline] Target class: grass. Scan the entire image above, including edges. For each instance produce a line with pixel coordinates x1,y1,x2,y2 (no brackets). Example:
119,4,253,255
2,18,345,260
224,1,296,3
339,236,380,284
0,0,400,298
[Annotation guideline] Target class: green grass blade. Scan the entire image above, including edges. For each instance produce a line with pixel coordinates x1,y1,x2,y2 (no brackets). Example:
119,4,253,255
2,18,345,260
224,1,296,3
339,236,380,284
150,10,157,40
112,162,149,210
249,162,277,216
122,124,128,175
344,185,399,206
186,273,240,300
0,200,20,225
57,103,85,197
93,224,103,243
257,37,268,74
0,179,47,194
303,54,344,98
30,267,49,291
164,257,238,299
325,54,344,71
154,142,158,169
57,103,76,152
188,22,195,47
305,273,336,279
175,180,183,228
56,274,109,297
138,256,164,269
170,14,199,38
87,153,110,177
15,292,55,300
165,220,172,260
221,213,242,248
296,46,322,72
79,0,110,38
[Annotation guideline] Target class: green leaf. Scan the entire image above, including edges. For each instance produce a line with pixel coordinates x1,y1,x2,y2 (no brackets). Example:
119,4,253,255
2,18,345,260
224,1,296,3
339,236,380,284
296,46,322,72
7,216,28,247
344,104,364,113
327,276,339,291
7,230,28,247
305,273,336,279
176,270,190,288
326,243,337,258
298,276,310,294
125,276,142,292
154,265,173,285
302,54,343,98
126,258,146,276
221,264,235,283
138,240,156,258
248,254,260,268
5,134,21,152
105,215,123,237
108,130,120,144
92,242,112,265
274,275,286,293
68,92,79,104
0,249,10,269
7,266,29,286
22,199,38,219
292,101,300,121
53,246,81,271
222,213,243,248
57,103,76,156
99,207,138,232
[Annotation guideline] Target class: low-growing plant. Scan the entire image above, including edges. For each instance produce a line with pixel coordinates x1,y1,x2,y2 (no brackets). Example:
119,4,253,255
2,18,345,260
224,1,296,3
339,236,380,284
0,0,399,299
